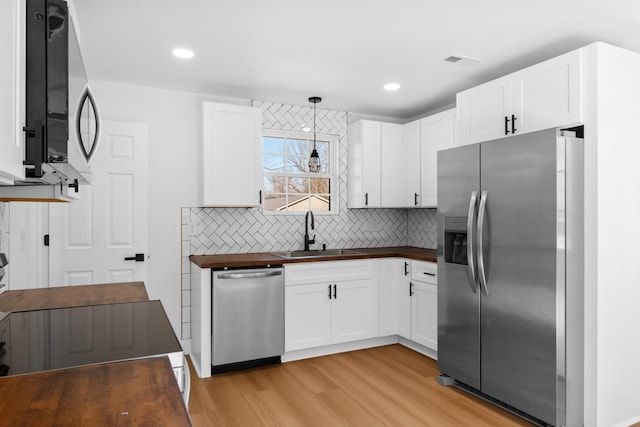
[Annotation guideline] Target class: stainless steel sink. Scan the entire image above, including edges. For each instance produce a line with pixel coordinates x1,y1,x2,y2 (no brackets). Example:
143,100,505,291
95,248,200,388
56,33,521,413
271,249,364,259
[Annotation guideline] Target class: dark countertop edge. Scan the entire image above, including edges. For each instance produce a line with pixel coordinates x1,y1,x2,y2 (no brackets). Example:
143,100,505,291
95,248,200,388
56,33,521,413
190,246,436,269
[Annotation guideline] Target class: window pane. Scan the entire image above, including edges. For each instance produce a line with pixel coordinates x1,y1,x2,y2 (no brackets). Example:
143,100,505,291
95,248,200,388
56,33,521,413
311,195,330,212
264,193,287,211
286,194,309,212
288,177,309,193
315,141,330,173
263,137,284,155
310,178,329,194
263,176,286,192
286,138,309,156
285,156,306,173
263,155,285,172
316,141,329,159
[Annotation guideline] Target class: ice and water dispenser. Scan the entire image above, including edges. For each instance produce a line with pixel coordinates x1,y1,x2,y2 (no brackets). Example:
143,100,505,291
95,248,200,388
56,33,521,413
443,217,468,266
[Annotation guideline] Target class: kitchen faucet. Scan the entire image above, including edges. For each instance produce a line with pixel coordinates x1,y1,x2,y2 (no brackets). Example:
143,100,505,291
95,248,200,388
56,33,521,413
304,210,315,251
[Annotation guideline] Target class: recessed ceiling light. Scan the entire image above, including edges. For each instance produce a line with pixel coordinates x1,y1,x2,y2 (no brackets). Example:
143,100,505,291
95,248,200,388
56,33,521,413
384,83,401,91
172,48,194,59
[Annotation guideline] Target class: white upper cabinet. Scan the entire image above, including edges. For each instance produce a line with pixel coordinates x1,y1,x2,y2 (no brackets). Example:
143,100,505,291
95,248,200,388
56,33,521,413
380,123,404,207
512,49,582,135
403,120,422,207
456,49,582,146
0,0,26,184
456,76,511,146
348,120,381,208
200,102,262,207
349,120,417,208
420,109,455,207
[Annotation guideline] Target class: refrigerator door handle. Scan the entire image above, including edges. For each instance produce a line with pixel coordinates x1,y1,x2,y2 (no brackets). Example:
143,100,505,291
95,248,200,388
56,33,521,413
477,190,489,296
466,191,478,293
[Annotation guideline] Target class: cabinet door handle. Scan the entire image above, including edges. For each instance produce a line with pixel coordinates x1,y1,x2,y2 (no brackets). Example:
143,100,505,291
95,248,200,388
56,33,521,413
404,262,409,276
504,116,510,135
511,114,517,134
414,193,419,206
328,284,332,299
423,272,436,277
333,284,337,299
259,190,262,204
409,282,414,296
365,192,368,206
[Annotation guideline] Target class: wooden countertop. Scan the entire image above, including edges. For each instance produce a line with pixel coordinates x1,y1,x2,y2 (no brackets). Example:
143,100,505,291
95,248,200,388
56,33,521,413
0,357,191,427
0,282,191,426
0,281,149,313
190,246,436,269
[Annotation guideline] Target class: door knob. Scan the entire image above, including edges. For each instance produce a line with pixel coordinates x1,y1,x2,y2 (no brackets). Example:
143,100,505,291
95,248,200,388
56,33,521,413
124,253,145,262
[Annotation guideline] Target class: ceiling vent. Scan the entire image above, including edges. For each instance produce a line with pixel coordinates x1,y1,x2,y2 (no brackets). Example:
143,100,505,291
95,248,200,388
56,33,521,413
444,54,481,65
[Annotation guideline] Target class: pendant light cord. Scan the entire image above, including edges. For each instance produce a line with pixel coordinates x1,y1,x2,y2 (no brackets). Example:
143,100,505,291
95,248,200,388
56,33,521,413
313,101,317,150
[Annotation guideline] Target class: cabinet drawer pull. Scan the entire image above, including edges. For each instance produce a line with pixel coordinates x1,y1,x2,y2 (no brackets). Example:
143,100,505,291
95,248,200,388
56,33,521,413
423,272,436,277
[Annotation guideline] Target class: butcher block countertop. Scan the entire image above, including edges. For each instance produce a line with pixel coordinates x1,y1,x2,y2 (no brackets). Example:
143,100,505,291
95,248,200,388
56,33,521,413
190,246,437,269
0,357,190,427
0,281,149,313
0,282,191,426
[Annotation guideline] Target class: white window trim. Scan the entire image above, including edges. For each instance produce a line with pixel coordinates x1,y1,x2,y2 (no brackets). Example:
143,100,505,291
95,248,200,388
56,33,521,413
262,128,339,215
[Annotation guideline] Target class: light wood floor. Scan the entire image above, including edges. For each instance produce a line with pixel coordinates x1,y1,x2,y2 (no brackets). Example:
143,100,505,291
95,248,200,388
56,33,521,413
187,344,533,426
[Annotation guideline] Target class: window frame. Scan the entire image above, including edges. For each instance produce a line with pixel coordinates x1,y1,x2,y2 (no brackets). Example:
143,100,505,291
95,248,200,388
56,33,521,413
261,128,338,215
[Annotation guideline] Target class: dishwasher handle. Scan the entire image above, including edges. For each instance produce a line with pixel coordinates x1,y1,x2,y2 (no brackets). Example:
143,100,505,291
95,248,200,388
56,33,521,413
216,270,282,280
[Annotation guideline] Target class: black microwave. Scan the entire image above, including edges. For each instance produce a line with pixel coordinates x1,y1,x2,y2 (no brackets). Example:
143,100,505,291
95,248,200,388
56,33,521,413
23,0,85,186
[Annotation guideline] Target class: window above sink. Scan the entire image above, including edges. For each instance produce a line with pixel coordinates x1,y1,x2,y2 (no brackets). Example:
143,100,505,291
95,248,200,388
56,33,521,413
262,129,337,215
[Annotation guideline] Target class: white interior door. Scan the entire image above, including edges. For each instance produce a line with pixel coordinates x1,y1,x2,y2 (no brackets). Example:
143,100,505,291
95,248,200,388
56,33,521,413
49,121,149,286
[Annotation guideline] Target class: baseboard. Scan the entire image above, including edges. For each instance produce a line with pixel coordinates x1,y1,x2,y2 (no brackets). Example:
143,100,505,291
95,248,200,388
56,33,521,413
282,336,398,362
282,335,438,363
398,337,438,360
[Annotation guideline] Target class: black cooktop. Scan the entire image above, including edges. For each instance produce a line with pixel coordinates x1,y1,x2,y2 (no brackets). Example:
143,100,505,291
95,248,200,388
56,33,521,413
0,300,181,377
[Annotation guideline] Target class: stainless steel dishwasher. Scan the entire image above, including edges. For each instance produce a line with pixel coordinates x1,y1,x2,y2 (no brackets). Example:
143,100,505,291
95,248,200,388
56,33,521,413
211,265,284,374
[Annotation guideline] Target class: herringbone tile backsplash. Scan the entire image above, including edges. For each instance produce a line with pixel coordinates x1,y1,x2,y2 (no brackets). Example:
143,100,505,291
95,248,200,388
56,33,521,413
179,101,437,339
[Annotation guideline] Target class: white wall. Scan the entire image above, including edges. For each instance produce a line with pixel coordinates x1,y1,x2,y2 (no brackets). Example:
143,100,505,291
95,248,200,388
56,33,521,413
89,80,249,341
585,43,640,427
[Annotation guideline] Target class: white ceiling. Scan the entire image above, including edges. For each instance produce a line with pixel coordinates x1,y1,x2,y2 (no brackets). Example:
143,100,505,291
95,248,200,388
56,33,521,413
73,0,640,120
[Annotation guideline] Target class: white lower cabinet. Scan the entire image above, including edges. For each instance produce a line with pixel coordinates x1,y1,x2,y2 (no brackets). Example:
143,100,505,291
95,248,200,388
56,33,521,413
284,260,378,352
284,258,436,354
410,281,438,349
285,284,332,350
410,261,438,350
398,262,412,340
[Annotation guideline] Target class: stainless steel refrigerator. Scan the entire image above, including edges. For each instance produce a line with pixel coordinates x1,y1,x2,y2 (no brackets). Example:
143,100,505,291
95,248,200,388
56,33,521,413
437,128,584,427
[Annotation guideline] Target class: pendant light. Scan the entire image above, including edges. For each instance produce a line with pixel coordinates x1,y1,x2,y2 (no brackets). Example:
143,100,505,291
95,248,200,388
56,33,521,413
308,96,322,173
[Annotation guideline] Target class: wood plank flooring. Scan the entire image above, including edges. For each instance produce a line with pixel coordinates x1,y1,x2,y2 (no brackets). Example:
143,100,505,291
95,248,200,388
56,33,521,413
187,344,533,426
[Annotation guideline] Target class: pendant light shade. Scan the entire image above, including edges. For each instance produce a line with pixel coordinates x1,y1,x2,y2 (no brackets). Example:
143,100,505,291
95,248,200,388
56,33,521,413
308,96,322,173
